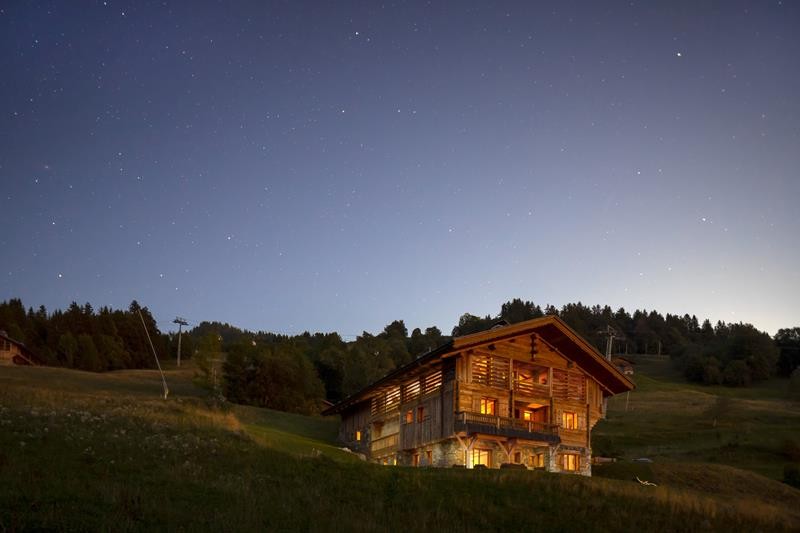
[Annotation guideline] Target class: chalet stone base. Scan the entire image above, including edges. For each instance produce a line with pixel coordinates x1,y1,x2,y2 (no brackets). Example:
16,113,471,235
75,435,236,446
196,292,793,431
382,438,591,476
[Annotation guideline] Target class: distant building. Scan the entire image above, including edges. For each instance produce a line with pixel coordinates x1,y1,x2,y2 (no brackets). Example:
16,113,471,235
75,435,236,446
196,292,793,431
0,330,38,366
324,316,634,476
611,357,634,376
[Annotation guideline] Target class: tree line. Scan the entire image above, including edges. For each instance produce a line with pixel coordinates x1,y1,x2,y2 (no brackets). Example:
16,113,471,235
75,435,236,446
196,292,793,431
1,297,798,414
0,298,166,371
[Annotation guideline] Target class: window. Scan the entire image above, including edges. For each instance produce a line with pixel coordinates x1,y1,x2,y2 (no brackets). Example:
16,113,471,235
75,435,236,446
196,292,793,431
522,410,533,421
426,450,432,465
529,453,545,468
405,410,413,424
479,397,497,415
471,448,492,468
355,430,362,441
513,451,521,464
562,454,579,471
562,411,577,430
412,454,420,467
417,406,426,423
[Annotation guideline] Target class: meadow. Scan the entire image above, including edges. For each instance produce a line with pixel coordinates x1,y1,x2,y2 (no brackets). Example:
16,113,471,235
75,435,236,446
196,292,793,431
1,362,799,532
592,356,800,480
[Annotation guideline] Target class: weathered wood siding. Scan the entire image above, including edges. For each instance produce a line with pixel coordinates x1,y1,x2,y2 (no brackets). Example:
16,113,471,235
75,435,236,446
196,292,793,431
440,359,456,441
339,400,371,454
451,332,607,449
399,393,442,449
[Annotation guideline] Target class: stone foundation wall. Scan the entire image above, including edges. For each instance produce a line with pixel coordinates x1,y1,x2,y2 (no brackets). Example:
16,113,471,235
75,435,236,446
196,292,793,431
554,445,592,476
378,439,592,476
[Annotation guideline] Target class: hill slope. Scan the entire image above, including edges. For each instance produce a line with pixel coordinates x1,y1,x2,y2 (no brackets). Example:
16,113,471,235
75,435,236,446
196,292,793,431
592,356,800,480
1,364,798,532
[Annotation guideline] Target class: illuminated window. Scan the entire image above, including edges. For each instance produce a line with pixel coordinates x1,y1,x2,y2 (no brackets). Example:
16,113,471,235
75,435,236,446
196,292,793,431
355,430,362,441
529,453,544,468
412,454,420,467
426,450,432,465
471,448,491,468
417,406,426,423
562,454,579,471
405,410,413,424
562,412,577,430
522,410,533,421
479,397,497,415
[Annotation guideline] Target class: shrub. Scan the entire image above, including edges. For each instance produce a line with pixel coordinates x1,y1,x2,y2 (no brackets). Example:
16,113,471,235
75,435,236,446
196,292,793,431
702,357,723,385
783,464,800,489
782,439,800,462
790,368,800,399
722,360,751,387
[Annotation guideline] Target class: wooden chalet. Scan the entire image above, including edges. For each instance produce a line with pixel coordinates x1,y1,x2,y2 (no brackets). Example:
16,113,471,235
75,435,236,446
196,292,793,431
0,330,37,366
323,316,634,475
611,357,635,376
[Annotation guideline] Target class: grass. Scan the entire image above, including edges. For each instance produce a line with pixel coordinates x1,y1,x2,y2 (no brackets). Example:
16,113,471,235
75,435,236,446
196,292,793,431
1,362,799,531
592,356,800,481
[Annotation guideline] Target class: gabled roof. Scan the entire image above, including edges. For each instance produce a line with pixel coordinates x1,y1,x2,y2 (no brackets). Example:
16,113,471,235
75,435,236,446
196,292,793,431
0,331,38,365
452,315,635,394
323,315,634,416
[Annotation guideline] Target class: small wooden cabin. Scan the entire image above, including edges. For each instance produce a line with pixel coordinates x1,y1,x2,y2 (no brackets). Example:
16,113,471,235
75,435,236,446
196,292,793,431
611,357,634,376
0,331,37,366
324,316,634,476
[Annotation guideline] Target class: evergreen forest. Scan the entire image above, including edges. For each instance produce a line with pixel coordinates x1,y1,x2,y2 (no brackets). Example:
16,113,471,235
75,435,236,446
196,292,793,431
1,297,798,414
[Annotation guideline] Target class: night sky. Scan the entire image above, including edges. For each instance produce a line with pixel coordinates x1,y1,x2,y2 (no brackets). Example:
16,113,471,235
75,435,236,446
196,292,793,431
2,1,798,337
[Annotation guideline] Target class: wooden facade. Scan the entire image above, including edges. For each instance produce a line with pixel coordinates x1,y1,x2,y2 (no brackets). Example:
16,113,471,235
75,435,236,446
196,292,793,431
324,316,634,476
0,331,37,366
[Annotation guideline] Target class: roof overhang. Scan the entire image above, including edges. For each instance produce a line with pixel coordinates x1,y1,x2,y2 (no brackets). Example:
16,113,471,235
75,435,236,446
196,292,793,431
452,316,635,395
321,340,454,416
322,315,634,416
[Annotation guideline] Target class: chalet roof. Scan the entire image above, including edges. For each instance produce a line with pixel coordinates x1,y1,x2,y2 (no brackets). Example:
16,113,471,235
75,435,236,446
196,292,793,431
1,331,26,349
0,331,39,365
322,315,635,416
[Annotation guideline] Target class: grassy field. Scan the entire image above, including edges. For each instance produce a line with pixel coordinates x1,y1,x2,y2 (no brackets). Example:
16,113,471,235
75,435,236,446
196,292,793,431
1,362,799,532
592,356,800,480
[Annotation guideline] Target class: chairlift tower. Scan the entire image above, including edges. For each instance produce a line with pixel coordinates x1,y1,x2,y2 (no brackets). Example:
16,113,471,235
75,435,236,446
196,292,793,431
596,325,624,360
173,317,189,367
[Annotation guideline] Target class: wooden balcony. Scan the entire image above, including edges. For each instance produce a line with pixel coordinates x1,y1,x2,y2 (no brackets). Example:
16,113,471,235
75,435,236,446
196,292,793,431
370,433,399,454
454,411,560,444
513,380,550,398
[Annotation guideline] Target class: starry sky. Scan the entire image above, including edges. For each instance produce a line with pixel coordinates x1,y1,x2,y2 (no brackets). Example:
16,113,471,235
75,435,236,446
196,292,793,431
2,1,798,337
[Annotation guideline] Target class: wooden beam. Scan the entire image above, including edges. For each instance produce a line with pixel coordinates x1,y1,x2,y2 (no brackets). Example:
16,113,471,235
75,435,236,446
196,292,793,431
497,438,517,462
454,434,478,468
586,403,591,448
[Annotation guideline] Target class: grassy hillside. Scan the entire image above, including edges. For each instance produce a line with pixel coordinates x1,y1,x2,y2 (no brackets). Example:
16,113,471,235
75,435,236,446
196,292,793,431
1,363,799,532
592,356,800,480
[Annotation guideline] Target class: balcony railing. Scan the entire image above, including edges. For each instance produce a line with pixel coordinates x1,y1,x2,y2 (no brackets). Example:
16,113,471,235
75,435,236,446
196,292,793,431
370,433,399,453
513,380,550,397
454,411,560,444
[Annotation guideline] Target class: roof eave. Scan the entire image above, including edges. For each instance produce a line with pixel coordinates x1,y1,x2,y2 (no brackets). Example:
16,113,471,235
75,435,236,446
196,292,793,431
321,340,454,416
